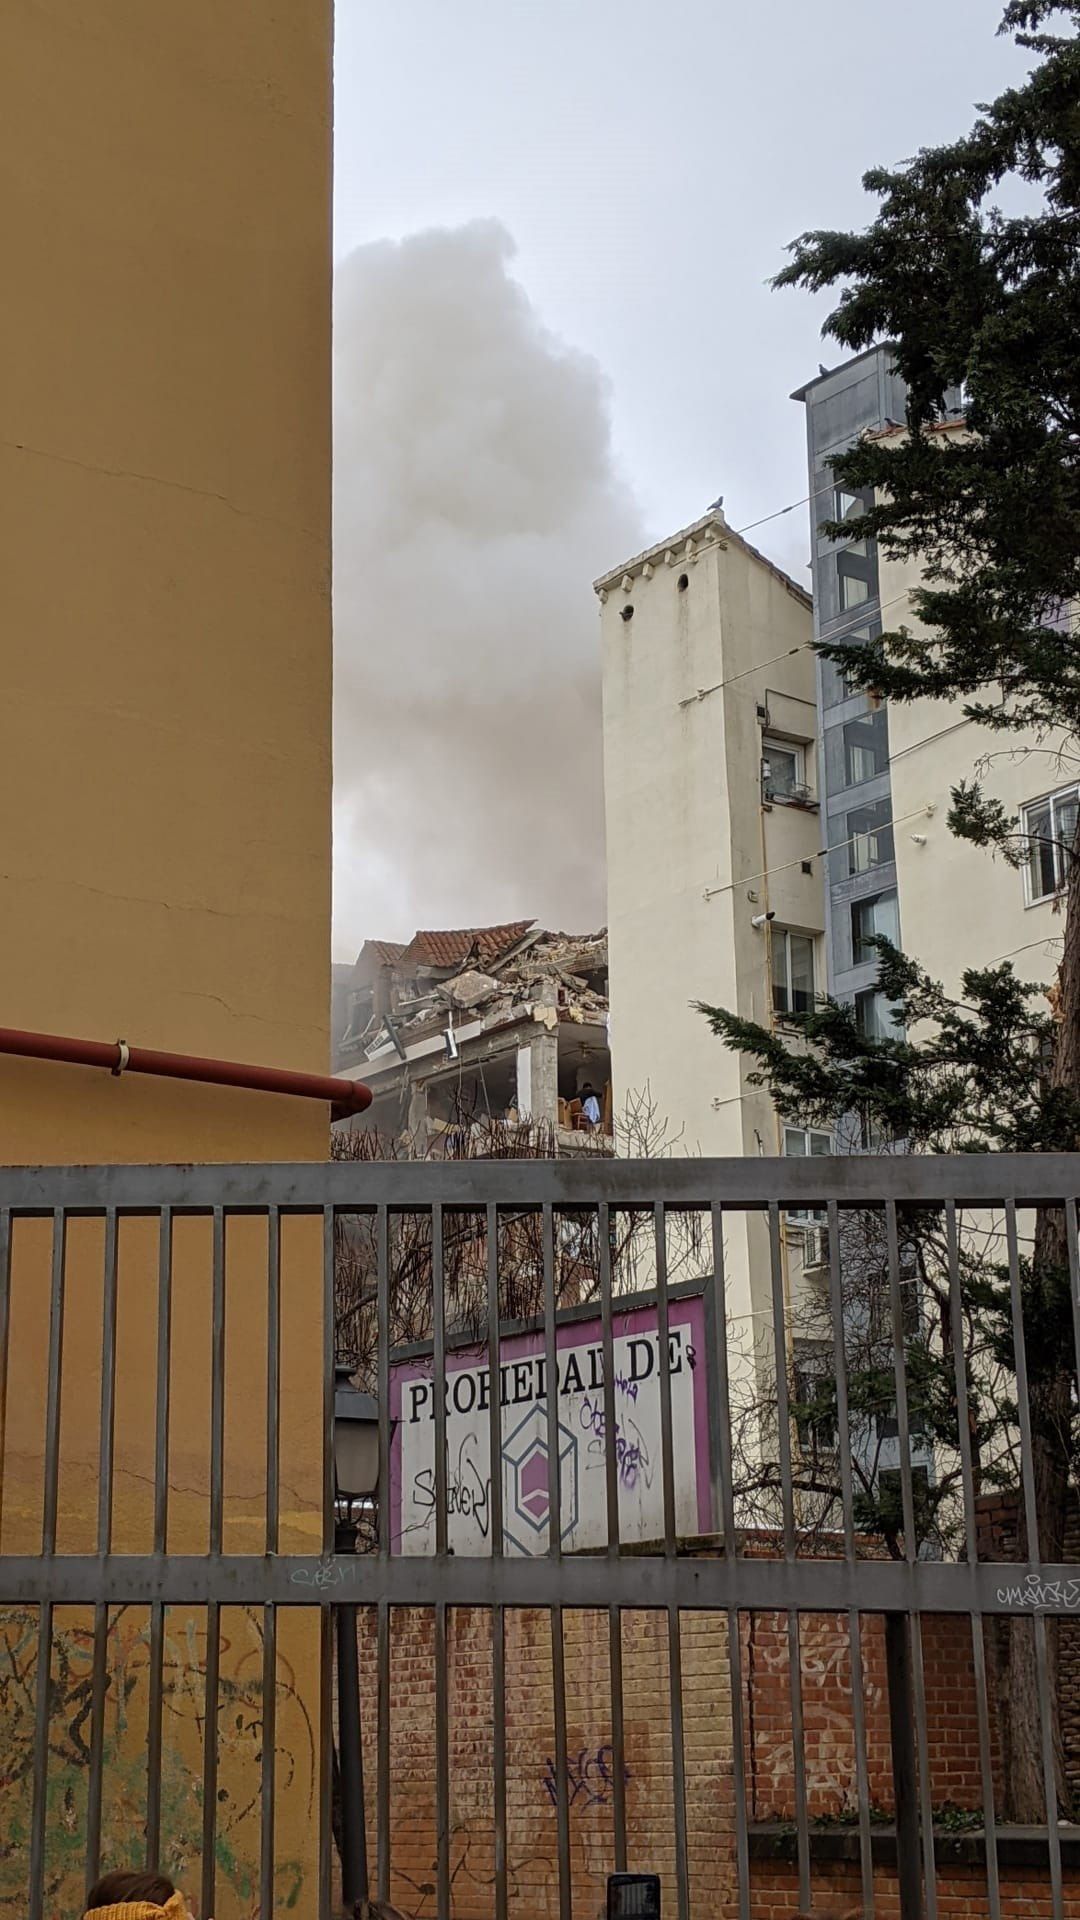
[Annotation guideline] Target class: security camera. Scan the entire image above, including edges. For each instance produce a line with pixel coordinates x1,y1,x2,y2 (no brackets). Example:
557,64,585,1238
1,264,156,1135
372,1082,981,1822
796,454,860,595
751,911,776,929
444,1024,460,1061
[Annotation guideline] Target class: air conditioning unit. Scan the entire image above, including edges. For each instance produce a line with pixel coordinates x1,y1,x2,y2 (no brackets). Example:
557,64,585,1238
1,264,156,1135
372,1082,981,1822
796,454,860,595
803,1225,830,1271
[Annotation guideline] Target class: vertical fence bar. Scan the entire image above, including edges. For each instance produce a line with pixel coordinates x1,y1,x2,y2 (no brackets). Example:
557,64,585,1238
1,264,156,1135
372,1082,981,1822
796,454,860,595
434,1599,451,1920
146,1208,173,1873
598,1201,620,1553
30,1219,64,1917
1004,1191,1057,1900
260,1207,281,1915
1034,1608,1065,1920
767,1202,810,1911
84,1548,105,1889
709,1203,750,1920
322,1206,334,1558
27,1601,53,1920
597,1200,627,1873
210,1207,226,1556
486,1204,509,1920
0,1208,11,1543
1065,1199,1080,1405
551,1603,573,1920
1005,1202,1040,1565
884,1203,918,1560
945,1203,1000,1920
542,1203,561,1559
319,1606,334,1920
885,1613,925,1920
542,1205,566,1915
490,1604,509,1920
42,1208,67,1555
201,1600,221,1920
1005,1203,1063,1917
885,1203,936,1920
432,1205,447,1558
153,1208,173,1555
825,1200,875,1916
259,1603,277,1920
655,1205,677,1558
667,1605,690,1920
377,1204,391,1905
908,1614,940,1920
654,1205,689,1920
86,1209,119,1891
266,1207,281,1555
377,1205,390,1558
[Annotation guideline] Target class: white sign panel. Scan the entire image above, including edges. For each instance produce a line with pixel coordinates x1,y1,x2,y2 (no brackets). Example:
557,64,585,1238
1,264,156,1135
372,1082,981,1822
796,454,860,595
389,1295,711,1556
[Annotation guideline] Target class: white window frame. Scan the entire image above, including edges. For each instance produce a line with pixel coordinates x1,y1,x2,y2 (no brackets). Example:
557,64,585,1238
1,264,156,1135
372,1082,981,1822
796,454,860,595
771,930,817,1021
783,1125,832,1223
1021,783,1079,906
761,735,808,805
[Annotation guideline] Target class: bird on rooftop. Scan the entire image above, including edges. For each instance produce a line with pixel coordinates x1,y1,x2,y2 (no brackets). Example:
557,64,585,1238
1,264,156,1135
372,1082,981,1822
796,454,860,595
709,494,724,511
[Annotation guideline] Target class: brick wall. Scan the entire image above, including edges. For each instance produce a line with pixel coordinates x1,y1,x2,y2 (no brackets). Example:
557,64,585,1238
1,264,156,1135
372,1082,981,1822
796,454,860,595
358,1606,738,1920
978,1488,1080,1804
750,1861,1080,1918
739,1608,989,1822
352,1597,1021,1919
348,1509,1080,1918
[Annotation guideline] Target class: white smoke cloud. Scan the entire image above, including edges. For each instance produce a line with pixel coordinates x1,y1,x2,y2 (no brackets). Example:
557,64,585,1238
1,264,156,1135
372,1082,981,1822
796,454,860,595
332,221,643,959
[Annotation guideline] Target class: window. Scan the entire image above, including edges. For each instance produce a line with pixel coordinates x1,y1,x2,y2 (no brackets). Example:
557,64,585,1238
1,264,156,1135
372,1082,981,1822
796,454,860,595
772,931,816,1018
822,624,875,708
855,988,903,1043
762,737,806,803
851,891,900,965
836,483,873,530
847,798,894,875
837,544,873,610
843,708,889,786
1022,784,1079,904
839,568,870,610
792,1340,838,1456
878,1465,931,1525
784,1125,832,1223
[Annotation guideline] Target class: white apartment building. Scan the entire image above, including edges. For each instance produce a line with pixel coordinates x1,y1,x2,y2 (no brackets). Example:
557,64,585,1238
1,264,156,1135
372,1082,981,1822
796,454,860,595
597,507,822,1392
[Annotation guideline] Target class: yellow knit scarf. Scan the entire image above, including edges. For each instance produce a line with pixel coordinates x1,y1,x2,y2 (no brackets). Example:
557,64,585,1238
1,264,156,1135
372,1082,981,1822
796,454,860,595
84,1895,188,1920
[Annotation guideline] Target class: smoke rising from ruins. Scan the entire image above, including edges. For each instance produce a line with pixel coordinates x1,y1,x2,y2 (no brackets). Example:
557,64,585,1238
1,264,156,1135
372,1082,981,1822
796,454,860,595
332,221,642,958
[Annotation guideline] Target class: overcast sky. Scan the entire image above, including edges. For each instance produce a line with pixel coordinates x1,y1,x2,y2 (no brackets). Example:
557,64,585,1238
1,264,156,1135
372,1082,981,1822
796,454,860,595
330,1,1032,954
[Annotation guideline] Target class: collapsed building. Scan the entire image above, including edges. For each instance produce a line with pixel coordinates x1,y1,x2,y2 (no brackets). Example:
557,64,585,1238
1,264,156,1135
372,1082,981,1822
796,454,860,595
334,921,611,1154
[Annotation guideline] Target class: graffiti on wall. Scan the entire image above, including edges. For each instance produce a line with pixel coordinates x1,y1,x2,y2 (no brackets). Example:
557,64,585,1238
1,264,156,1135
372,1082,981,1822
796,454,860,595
541,1745,631,1812
0,1606,315,1917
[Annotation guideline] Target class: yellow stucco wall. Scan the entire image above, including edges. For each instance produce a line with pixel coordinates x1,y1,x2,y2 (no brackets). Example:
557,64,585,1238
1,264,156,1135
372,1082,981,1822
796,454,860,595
2,4,333,1912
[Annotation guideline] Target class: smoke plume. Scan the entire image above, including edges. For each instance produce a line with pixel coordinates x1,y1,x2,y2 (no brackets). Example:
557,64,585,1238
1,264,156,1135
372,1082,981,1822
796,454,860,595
332,221,642,957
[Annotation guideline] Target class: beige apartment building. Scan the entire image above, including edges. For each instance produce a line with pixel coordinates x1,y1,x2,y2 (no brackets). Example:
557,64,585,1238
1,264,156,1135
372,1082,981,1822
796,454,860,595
597,508,821,1390
875,431,1071,1002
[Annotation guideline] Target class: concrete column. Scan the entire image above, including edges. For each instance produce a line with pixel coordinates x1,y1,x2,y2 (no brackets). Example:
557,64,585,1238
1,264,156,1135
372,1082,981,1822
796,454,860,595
528,1027,560,1125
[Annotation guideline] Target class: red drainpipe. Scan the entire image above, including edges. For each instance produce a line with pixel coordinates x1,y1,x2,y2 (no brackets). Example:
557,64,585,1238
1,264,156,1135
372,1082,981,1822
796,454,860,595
0,1026,372,1116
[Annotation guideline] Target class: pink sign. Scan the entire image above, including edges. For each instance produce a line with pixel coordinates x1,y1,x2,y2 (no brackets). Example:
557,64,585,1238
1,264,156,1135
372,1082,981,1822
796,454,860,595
389,1294,711,1556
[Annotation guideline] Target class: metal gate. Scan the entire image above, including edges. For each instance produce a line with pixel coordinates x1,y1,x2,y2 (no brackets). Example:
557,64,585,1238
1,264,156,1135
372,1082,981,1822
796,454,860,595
2,1154,1080,1920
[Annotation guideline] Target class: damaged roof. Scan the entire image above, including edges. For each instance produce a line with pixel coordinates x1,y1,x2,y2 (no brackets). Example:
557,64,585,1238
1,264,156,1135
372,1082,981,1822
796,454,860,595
340,924,608,1068
398,921,536,971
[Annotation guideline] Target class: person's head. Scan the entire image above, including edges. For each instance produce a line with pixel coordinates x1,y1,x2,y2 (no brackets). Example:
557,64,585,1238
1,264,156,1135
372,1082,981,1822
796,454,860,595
84,1872,188,1918
581,1082,597,1096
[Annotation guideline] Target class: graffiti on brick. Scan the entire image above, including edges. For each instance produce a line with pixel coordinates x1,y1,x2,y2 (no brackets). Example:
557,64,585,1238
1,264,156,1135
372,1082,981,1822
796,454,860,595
541,1744,631,1812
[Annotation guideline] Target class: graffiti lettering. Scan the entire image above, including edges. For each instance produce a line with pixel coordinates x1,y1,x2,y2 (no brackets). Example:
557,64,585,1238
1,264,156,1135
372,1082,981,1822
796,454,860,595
412,1434,492,1538
995,1574,1080,1610
541,1744,631,1811
578,1396,650,1491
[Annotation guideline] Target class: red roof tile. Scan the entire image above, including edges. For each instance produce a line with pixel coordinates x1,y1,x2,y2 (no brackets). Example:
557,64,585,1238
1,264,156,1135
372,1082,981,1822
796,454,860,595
400,921,535,971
